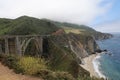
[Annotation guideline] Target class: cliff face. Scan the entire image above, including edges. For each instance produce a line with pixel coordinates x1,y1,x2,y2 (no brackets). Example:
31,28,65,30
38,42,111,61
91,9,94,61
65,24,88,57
94,32,113,40
46,33,100,77
48,20,113,40
48,33,100,60
67,33,99,56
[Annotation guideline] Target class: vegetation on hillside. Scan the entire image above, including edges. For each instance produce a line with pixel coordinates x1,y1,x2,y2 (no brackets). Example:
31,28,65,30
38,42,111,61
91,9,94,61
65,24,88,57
51,21,113,40
0,16,112,40
0,16,60,35
0,54,104,80
0,54,75,80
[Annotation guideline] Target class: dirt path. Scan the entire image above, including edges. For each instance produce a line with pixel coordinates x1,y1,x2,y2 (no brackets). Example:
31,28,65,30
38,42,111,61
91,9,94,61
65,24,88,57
0,62,42,80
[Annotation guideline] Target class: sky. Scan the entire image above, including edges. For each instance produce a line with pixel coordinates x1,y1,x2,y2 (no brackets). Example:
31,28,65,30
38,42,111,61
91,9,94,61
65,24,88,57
0,0,120,33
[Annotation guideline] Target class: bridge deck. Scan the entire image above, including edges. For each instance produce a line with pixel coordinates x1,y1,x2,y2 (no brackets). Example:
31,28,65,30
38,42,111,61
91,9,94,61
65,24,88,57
0,35,50,38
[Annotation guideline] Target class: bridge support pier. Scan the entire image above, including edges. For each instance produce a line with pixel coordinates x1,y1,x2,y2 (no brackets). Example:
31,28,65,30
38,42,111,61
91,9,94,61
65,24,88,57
5,38,9,54
38,37,43,55
0,44,3,54
15,37,22,56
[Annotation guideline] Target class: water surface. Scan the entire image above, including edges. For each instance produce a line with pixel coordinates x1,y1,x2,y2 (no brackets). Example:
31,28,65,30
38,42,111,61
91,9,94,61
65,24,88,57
97,33,120,80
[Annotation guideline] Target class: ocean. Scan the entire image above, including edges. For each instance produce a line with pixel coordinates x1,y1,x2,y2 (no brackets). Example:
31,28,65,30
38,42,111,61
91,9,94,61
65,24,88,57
93,33,120,80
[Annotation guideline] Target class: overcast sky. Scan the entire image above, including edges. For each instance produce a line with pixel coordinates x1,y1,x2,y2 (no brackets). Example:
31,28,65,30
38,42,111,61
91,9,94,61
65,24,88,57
0,0,120,33
95,20,120,33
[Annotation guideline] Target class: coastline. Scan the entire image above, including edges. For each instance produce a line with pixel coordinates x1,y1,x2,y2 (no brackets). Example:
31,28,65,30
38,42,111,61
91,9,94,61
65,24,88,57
80,54,105,78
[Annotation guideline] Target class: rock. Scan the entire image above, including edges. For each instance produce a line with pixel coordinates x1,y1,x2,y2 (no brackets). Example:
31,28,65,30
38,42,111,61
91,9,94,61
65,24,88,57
103,49,107,52
95,49,102,53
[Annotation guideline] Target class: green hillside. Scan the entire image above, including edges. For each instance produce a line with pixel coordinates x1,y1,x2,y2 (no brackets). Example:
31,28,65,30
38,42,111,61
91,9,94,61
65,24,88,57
0,16,112,40
42,19,112,40
0,16,60,35
54,22,96,31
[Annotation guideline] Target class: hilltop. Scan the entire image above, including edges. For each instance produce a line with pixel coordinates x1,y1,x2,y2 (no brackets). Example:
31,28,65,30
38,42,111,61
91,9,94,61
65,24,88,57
0,16,112,39
0,16,60,35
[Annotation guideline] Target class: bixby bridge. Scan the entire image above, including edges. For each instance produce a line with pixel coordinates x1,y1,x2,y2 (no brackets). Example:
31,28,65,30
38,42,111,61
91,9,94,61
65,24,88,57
0,35,50,56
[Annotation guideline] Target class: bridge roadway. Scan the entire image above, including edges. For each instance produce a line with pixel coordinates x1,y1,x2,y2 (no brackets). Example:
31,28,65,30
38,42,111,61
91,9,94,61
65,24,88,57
0,35,50,38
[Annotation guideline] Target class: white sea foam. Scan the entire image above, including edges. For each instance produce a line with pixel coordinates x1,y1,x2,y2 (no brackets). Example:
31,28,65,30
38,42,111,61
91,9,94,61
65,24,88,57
92,54,106,79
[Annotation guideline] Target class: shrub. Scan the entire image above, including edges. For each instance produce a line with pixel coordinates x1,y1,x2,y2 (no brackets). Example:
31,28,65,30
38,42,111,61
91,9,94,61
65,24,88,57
56,71,75,80
36,69,56,79
36,69,75,80
0,54,19,68
4,55,18,68
0,54,6,61
18,56,47,75
77,75,104,80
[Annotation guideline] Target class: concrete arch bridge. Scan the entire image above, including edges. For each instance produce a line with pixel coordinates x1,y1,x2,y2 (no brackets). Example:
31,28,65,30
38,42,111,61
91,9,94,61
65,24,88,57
0,35,49,56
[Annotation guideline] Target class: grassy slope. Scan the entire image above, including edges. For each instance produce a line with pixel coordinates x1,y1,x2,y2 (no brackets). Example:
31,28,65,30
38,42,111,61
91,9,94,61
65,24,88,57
46,20,112,40
0,16,112,38
52,21,96,34
0,16,60,35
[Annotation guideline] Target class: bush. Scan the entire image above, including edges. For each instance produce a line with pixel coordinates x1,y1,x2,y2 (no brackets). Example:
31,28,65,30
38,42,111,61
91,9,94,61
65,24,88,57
18,56,47,75
36,69,56,79
4,55,18,68
77,75,104,80
56,71,75,80
0,54,48,75
36,69,75,80
0,54,6,61
0,54,18,68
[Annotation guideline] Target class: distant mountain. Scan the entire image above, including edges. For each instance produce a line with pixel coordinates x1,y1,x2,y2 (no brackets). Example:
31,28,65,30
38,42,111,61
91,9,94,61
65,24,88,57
0,16,112,39
43,19,113,40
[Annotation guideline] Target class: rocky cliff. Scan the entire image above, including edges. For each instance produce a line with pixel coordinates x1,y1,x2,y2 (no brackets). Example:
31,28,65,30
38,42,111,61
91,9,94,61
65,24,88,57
49,32,100,58
43,32,101,78
93,32,113,40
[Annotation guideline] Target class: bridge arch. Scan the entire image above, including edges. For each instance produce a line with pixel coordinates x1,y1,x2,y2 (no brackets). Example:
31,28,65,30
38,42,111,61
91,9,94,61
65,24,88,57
21,37,43,56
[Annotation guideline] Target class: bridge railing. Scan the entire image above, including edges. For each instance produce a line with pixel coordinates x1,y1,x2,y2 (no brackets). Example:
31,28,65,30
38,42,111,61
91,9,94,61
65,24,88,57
0,35,51,38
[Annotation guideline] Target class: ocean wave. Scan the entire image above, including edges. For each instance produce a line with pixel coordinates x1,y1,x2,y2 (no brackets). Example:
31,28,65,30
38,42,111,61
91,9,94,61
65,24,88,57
92,55,106,79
